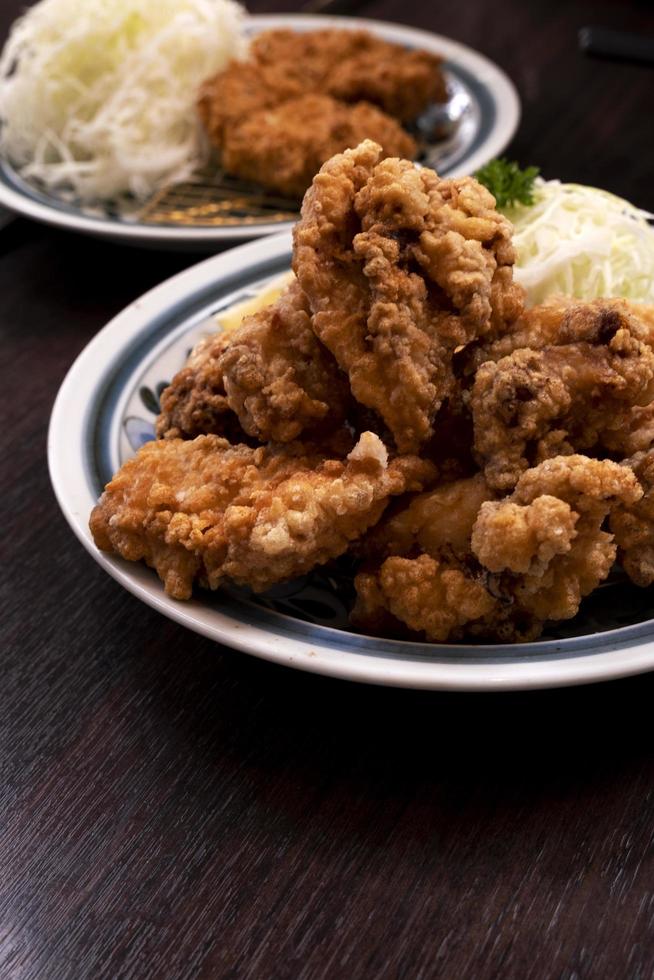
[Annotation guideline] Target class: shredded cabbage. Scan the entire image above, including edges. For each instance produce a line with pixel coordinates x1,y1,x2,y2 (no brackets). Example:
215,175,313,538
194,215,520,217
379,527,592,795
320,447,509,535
505,179,654,305
0,0,246,203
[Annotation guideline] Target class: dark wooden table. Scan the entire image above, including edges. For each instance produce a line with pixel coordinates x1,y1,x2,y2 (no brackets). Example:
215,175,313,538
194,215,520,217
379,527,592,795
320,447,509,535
3,1,654,977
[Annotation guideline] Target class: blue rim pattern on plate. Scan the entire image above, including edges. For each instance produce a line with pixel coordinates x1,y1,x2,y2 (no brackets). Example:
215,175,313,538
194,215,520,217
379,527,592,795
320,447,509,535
82,248,654,667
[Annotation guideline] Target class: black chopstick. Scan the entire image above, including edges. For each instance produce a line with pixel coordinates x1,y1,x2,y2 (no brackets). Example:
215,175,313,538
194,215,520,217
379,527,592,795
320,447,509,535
579,26,654,66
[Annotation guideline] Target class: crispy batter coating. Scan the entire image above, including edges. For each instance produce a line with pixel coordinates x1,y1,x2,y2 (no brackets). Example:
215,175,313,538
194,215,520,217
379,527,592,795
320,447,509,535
467,298,654,373
352,457,640,642
603,402,654,458
156,330,244,443
326,49,445,122
199,28,445,141
157,282,349,443
357,554,496,642
472,323,654,490
611,450,654,587
251,28,447,122
360,472,493,562
89,432,434,600
351,474,496,640
216,280,350,442
197,61,301,149
220,95,416,200
293,140,522,453
472,455,641,623
197,28,446,197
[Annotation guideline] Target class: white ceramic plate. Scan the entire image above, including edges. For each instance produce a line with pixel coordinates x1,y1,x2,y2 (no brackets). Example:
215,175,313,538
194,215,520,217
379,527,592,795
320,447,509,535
1,14,520,250
48,232,654,690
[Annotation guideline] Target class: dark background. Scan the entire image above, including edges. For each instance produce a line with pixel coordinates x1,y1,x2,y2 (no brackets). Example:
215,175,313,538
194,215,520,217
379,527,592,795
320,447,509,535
2,1,654,977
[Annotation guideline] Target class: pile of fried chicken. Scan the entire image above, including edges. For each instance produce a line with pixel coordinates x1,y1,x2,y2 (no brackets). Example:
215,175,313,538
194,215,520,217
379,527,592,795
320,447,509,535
197,28,446,197
90,140,654,644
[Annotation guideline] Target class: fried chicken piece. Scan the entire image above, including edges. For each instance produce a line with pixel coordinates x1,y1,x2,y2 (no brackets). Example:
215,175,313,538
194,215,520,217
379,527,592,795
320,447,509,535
250,28,447,121
348,566,411,640
467,298,654,373
156,330,244,443
611,450,654,586
249,28,347,87
602,402,654,458
626,301,654,343
198,28,446,197
359,472,493,562
220,95,416,200
89,431,435,600
471,455,641,622
471,321,654,490
216,280,351,442
157,282,350,444
293,140,522,453
357,554,496,641
197,60,303,150
351,473,496,640
326,44,446,122
352,457,640,642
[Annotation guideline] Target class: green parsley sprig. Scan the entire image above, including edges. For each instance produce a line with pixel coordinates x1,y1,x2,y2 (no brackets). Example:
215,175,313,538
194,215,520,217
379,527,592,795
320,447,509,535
474,158,540,208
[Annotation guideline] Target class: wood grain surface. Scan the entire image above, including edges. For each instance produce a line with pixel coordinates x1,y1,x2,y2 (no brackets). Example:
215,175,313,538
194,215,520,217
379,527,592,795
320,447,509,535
2,1,654,977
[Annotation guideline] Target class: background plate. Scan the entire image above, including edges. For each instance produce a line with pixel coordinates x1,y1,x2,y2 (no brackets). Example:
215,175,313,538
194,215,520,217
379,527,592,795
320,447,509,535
0,14,520,250
48,232,654,690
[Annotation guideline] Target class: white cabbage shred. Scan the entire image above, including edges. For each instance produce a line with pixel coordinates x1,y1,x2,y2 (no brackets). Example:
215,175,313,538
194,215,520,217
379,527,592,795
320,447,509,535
506,179,654,305
0,0,246,203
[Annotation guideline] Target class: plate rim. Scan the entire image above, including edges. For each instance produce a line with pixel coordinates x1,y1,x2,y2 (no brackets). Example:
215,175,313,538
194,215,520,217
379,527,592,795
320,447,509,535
48,231,654,691
0,13,520,248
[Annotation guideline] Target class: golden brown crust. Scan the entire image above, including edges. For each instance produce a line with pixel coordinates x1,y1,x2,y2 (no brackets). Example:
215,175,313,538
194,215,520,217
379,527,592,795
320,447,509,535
91,140,654,645
325,44,447,122
352,456,641,642
197,28,446,197
611,450,654,587
471,455,641,622
197,60,301,148
157,282,349,444
293,141,522,453
360,554,496,642
216,280,351,441
220,95,416,200
359,472,493,563
467,297,654,373
89,432,435,599
471,323,654,491
156,330,242,442
250,28,447,121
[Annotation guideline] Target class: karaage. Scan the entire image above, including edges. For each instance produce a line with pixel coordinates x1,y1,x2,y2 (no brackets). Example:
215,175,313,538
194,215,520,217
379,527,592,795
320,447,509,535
352,456,640,642
89,431,434,599
293,140,523,453
466,297,654,372
157,281,350,443
156,329,243,443
472,320,654,490
611,450,654,587
471,455,641,622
